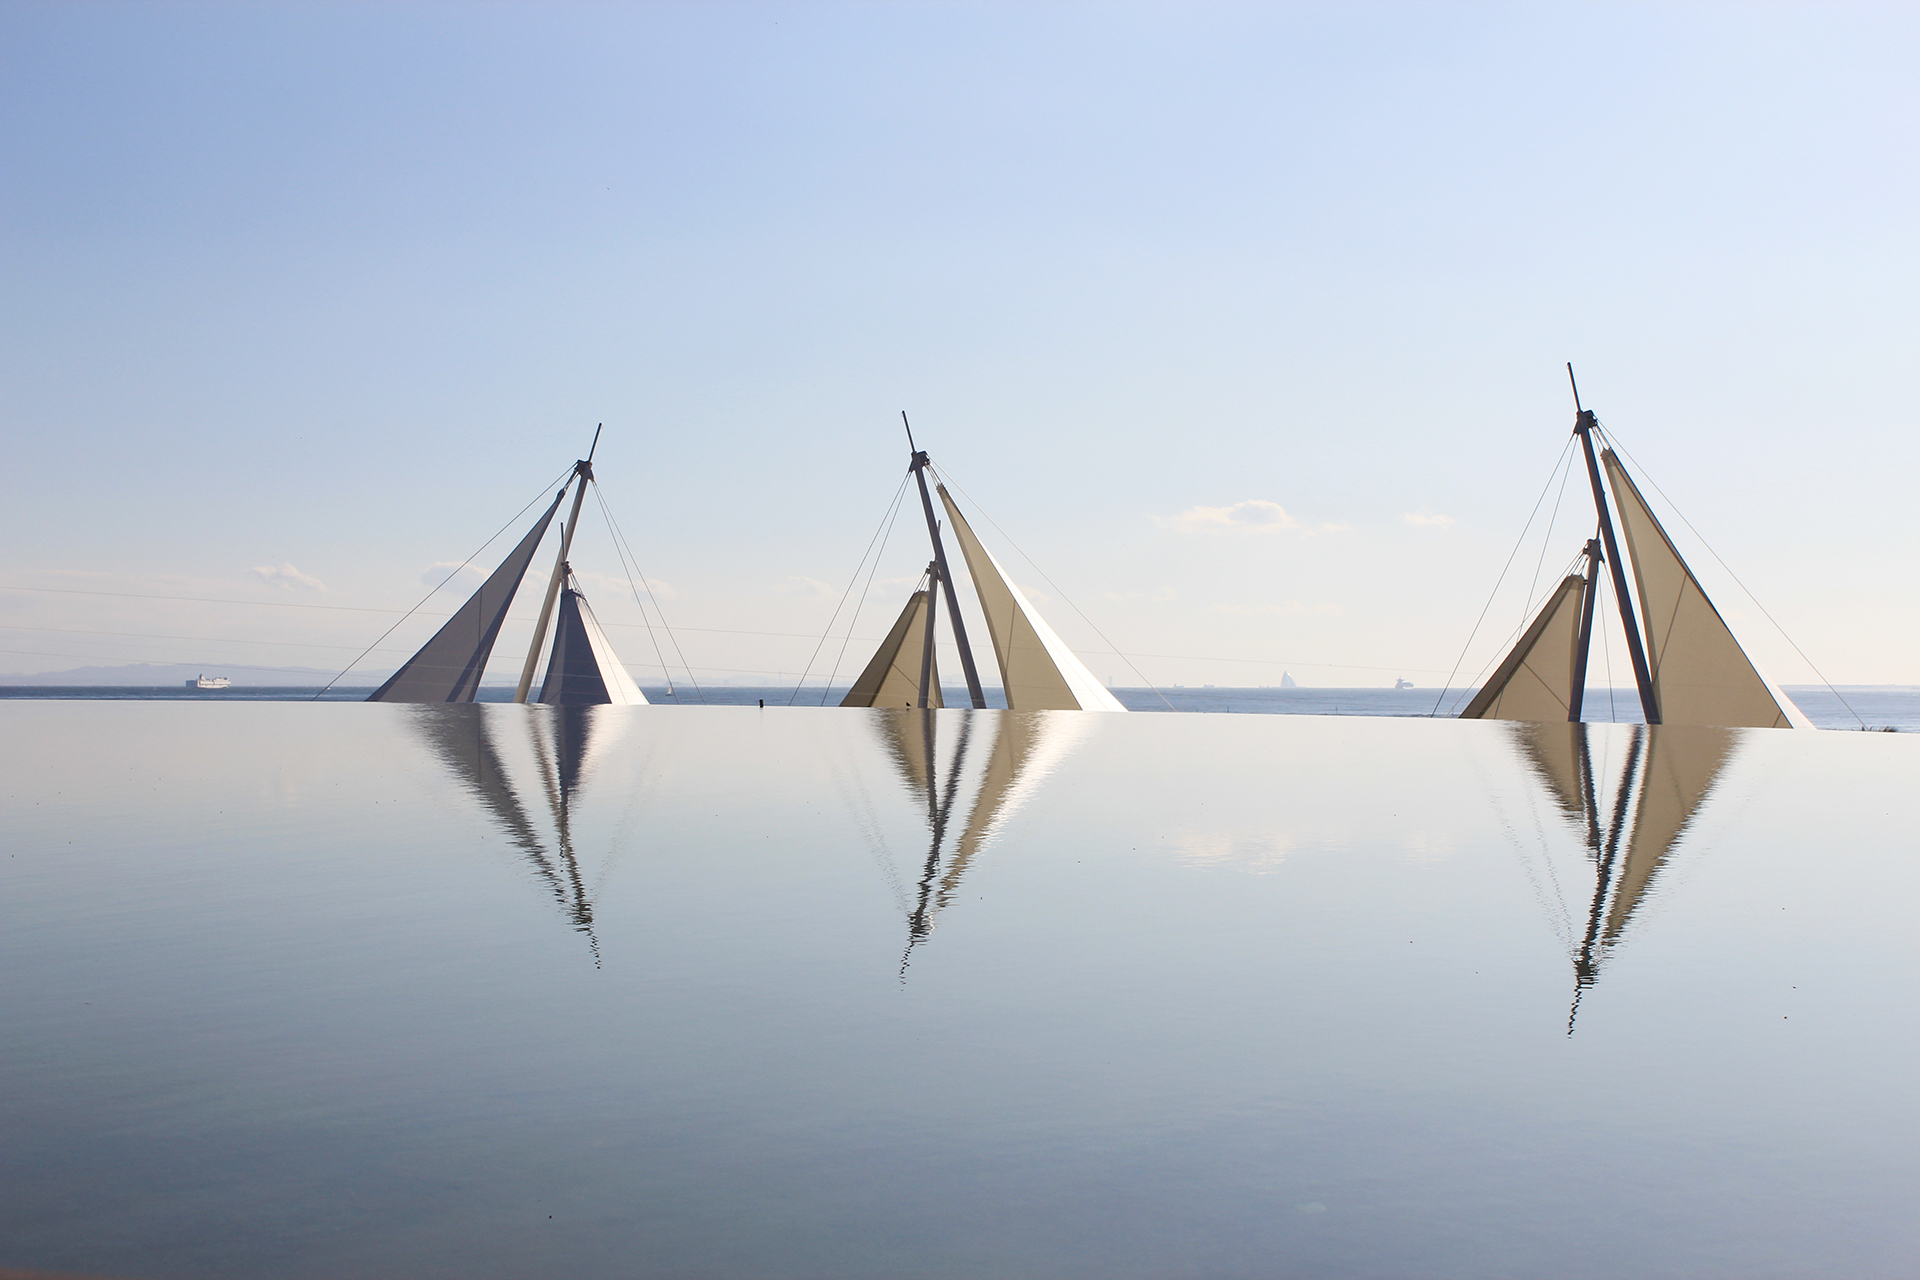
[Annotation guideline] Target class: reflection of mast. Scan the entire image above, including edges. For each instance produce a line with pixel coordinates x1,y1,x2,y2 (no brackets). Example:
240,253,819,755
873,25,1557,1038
407,704,613,960
1509,721,1738,1032
870,708,1087,975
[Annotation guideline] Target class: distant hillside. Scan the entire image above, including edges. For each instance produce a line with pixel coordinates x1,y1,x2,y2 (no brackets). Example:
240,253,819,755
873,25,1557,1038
0,662,394,687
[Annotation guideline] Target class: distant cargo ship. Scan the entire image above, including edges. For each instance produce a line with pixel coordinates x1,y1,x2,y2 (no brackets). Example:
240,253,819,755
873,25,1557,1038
186,674,231,689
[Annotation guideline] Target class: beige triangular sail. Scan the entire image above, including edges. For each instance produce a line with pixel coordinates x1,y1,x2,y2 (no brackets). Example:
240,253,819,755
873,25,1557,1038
1460,574,1588,722
1603,725,1736,944
935,486,1125,712
841,590,942,709
1601,452,1808,729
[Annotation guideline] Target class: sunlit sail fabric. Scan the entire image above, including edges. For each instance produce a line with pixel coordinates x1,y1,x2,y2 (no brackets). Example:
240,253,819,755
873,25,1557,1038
1604,726,1736,943
1459,574,1588,722
841,590,941,709
369,492,566,703
935,486,1126,712
537,587,647,706
1601,452,1807,729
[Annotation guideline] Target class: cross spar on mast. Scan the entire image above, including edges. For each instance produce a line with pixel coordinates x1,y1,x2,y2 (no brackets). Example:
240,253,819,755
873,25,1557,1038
516,425,602,705
903,412,988,709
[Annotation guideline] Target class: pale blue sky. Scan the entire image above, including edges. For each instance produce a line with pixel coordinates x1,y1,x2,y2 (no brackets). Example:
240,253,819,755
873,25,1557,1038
3,2,1915,687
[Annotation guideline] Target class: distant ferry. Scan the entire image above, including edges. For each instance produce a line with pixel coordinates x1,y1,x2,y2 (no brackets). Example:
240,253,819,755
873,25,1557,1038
1394,678,1414,690
187,674,231,690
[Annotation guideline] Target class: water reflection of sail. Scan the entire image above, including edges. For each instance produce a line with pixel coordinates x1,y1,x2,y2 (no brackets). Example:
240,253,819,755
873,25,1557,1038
871,709,1087,970
1507,721,1737,1029
408,704,620,958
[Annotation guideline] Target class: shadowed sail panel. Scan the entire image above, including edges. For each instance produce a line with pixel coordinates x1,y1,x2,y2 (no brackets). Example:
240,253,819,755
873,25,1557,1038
369,492,566,703
936,486,1125,712
842,591,942,709
537,586,647,706
1460,574,1589,722
1601,452,1808,729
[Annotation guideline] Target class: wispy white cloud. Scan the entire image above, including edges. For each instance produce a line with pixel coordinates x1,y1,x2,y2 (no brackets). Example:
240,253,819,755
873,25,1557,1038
421,561,483,587
1155,499,1300,534
574,568,677,601
1402,510,1454,527
252,563,326,592
778,575,836,598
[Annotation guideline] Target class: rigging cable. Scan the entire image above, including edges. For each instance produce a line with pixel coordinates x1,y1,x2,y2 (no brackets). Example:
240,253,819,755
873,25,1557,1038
591,481,677,696
786,473,910,705
592,480,705,703
815,487,912,706
1595,427,1864,729
930,463,1176,711
1430,435,1577,717
310,464,576,700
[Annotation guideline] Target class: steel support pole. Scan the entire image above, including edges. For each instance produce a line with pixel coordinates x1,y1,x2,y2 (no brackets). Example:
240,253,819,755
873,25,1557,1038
917,562,939,709
1574,412,1659,724
910,452,987,708
1567,535,1602,722
515,460,592,703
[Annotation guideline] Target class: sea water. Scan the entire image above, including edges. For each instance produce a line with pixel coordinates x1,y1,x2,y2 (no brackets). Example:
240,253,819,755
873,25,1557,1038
3,703,1917,1278
4,683,1912,729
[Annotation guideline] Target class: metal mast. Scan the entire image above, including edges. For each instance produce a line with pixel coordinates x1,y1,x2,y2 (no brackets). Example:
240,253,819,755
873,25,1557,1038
515,425,602,704
1567,370,1660,724
903,413,988,709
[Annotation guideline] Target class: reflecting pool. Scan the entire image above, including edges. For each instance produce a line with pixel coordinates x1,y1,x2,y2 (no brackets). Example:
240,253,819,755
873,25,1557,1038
3,704,1916,1278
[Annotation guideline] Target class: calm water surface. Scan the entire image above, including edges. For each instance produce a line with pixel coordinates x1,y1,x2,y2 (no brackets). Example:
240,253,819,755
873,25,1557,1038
2,703,1915,1278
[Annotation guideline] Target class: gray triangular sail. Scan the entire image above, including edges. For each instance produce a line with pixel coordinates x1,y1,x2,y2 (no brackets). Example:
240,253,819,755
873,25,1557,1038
369,492,566,703
1601,451,1807,729
536,586,648,706
1459,574,1589,722
842,590,942,709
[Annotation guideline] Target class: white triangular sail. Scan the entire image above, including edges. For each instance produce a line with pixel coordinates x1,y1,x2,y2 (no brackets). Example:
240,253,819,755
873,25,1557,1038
536,584,647,706
1601,452,1809,729
936,486,1125,712
370,491,566,703
842,590,942,709
1459,574,1588,723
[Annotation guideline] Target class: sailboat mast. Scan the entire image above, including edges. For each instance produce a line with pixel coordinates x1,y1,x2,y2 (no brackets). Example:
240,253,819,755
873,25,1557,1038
903,414,988,708
1570,390,1660,724
1567,536,1602,722
918,561,940,709
515,457,593,704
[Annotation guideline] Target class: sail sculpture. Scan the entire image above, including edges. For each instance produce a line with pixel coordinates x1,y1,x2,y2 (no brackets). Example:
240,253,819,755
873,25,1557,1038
369,435,653,710
938,487,1126,712
537,579,647,706
842,588,942,709
368,490,567,703
1464,397,1808,730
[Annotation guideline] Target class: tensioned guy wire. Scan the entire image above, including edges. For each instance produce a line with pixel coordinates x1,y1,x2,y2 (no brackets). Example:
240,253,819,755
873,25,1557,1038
592,481,677,695
789,473,910,705
1430,436,1578,717
593,481,704,702
815,483,910,705
312,464,575,699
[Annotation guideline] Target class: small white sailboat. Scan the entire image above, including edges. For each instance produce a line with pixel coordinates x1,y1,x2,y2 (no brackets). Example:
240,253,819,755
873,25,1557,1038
368,432,647,707
1462,383,1809,729
841,421,1125,712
